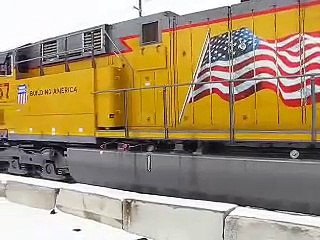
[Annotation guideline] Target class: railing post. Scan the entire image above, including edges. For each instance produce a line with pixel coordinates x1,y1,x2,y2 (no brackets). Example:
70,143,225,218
64,36,70,72
13,50,17,78
163,86,169,139
229,79,235,144
124,90,129,138
311,76,317,143
91,31,96,69
40,46,44,76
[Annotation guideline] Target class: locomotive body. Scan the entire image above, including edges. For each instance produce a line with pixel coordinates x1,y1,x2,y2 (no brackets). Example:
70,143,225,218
1,0,320,147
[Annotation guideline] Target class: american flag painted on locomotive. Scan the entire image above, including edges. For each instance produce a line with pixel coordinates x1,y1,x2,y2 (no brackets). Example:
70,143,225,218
186,28,320,107
17,84,28,104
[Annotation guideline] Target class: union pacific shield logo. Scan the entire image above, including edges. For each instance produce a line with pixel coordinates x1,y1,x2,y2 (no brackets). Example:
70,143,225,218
17,84,28,104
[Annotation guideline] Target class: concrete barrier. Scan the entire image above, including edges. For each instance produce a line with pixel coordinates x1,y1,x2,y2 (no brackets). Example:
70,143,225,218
5,181,58,210
0,182,5,197
5,174,320,240
56,188,123,229
123,198,237,240
225,207,320,240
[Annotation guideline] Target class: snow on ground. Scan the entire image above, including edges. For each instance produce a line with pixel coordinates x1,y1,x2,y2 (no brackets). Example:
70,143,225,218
0,198,143,240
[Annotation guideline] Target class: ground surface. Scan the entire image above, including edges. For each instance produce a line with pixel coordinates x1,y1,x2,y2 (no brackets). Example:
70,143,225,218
0,198,143,240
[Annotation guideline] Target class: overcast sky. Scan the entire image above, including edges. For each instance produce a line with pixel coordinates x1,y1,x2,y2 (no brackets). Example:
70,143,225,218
0,0,239,51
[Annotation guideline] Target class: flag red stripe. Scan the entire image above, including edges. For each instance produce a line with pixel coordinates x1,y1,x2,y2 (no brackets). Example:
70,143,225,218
194,70,320,93
197,50,320,80
190,80,320,107
266,32,320,49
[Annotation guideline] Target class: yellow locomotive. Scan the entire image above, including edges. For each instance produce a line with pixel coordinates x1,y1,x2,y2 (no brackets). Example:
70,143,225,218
0,0,319,182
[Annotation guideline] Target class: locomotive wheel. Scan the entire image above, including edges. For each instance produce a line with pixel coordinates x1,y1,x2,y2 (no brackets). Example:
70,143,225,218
45,163,54,174
40,162,65,181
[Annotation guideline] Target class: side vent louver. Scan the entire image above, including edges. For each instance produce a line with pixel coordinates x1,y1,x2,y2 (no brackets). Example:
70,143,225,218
83,28,103,52
42,40,58,62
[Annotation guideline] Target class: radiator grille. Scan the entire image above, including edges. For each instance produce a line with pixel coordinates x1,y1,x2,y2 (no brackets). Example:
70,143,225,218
42,40,58,61
83,29,103,52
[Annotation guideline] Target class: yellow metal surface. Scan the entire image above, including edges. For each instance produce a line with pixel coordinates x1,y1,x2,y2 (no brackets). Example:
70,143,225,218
7,69,96,136
95,66,125,128
95,130,125,138
234,132,312,142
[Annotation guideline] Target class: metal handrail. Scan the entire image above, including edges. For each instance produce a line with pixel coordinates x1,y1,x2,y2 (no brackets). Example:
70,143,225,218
99,73,320,142
12,27,131,71
15,45,102,64
10,27,106,67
